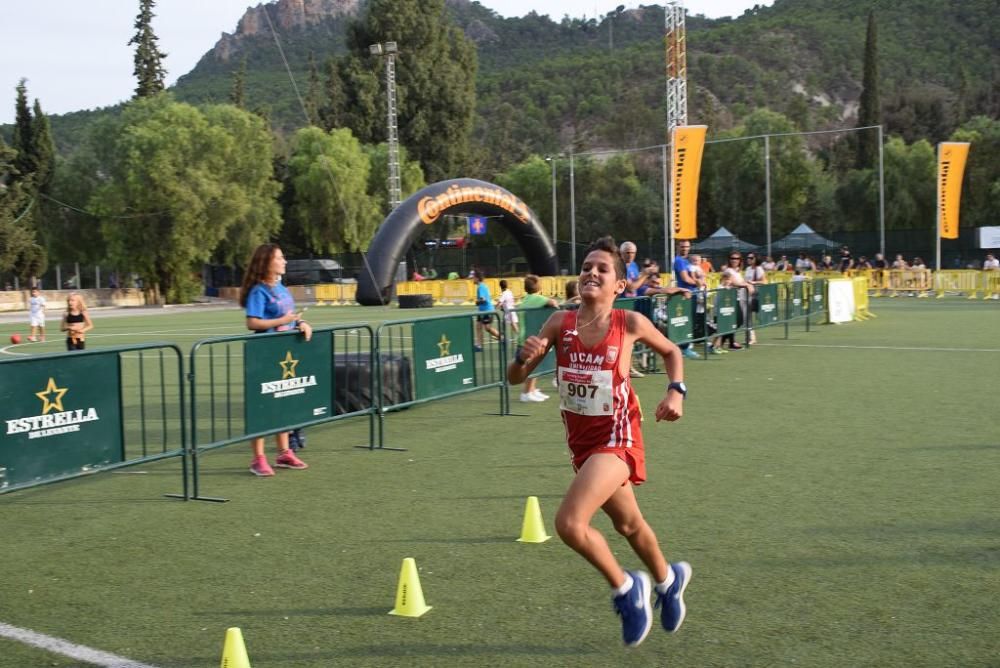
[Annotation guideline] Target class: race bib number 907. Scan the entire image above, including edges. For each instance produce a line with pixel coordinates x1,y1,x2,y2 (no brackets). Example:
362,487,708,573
558,367,613,416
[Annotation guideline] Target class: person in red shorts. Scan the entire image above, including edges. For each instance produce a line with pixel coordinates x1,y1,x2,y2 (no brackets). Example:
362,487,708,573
507,236,692,648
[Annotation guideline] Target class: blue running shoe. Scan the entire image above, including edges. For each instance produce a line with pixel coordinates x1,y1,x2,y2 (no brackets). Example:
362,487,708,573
682,347,701,360
612,570,653,647
655,561,692,633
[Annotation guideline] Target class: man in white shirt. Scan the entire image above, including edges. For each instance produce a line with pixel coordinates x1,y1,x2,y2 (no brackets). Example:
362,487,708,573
984,254,999,271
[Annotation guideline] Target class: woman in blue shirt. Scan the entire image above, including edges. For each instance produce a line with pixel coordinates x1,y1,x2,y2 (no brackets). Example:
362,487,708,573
239,243,313,477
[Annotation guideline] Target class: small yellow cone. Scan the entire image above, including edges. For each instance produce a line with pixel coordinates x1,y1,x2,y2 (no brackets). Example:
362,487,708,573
517,495,551,543
388,557,432,618
220,627,251,668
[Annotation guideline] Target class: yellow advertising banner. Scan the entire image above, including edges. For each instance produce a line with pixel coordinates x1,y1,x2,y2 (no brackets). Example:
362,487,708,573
670,125,707,240
938,142,970,240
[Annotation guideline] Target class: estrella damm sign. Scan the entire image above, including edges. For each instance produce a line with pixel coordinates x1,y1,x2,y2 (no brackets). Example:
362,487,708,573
244,333,332,435
0,351,124,488
413,318,476,400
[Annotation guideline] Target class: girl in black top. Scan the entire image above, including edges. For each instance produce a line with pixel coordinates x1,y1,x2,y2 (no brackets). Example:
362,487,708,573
61,292,93,351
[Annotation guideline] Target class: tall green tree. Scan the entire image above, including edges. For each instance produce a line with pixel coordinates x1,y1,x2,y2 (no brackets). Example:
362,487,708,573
340,0,478,181
363,142,425,216
89,96,281,302
304,52,322,127
11,79,33,179
0,138,46,281
856,9,880,169
288,127,380,254
129,0,167,99
319,57,344,131
229,57,247,109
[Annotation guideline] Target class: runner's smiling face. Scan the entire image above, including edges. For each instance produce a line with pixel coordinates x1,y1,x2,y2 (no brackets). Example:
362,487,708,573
579,250,626,302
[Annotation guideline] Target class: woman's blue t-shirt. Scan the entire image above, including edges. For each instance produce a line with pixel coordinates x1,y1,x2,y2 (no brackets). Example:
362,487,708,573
245,282,296,332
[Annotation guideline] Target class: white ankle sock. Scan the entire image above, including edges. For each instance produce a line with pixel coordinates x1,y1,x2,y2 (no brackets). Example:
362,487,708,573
614,573,634,597
655,567,676,594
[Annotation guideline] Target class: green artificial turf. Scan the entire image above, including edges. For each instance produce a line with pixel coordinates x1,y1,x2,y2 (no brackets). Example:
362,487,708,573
0,298,997,667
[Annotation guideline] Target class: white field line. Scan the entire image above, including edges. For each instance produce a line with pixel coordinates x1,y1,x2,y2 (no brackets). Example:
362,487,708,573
0,621,158,668
758,342,1000,353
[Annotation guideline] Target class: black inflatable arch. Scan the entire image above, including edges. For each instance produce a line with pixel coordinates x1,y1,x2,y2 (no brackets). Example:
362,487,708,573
356,178,559,306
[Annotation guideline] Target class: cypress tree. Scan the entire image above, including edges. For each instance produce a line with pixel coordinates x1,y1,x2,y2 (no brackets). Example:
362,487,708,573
319,56,344,131
129,0,167,99
30,99,55,194
304,52,322,127
11,79,34,180
856,9,880,168
230,57,247,109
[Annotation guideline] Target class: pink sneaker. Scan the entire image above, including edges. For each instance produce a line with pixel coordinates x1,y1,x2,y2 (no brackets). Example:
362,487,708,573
250,455,274,477
275,450,308,470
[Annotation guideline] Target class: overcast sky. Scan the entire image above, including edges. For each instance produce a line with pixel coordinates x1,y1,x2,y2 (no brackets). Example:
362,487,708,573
0,1,771,124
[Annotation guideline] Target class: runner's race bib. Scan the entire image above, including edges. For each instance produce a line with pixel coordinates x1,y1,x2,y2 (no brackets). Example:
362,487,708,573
558,367,613,416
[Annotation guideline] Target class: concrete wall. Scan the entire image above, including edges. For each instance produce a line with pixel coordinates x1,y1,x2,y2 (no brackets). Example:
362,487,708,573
0,288,147,313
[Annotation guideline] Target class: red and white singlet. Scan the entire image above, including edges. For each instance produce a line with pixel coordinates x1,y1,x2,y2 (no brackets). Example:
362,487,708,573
555,309,645,484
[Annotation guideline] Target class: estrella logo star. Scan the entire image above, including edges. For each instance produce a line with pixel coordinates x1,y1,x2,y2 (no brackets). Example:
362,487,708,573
279,351,299,379
36,377,68,414
437,334,451,357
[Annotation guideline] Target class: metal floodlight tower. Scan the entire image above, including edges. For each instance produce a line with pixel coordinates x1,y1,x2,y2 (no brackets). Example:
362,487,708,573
370,40,402,211
664,1,688,268
665,1,688,136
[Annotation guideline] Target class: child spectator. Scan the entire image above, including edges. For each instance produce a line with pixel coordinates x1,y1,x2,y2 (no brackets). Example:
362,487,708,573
28,287,47,342
61,292,93,351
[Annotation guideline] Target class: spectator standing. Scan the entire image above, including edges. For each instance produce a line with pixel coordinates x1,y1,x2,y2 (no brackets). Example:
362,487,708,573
774,255,792,272
28,287,47,342
984,254,999,299
698,256,715,274
744,253,767,345
762,256,777,271
795,252,816,272
819,254,834,270
838,246,854,273
619,241,644,297
61,292,93,351
892,254,909,269
496,279,519,338
473,270,500,351
240,243,311,477
672,239,701,360
517,275,558,402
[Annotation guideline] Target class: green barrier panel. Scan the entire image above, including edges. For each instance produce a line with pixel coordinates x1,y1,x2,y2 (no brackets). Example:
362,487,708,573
811,278,827,316
0,343,187,497
412,316,477,400
375,312,506,448
1,352,123,488
756,284,780,326
789,280,805,319
665,294,694,343
715,288,739,334
520,306,556,377
189,326,375,501
244,332,334,436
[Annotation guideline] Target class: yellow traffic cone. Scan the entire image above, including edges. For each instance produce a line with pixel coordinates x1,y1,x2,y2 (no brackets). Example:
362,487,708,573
388,557,432,617
220,627,251,668
517,496,551,543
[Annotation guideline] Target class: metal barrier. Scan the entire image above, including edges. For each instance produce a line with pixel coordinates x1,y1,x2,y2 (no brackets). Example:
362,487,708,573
0,343,187,497
439,279,476,305
315,283,358,305
374,311,507,448
983,271,1000,300
187,325,376,501
885,269,933,297
853,276,875,319
935,270,984,299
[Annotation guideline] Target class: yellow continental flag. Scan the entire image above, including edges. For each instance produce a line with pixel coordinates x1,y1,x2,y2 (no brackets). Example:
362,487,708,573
938,142,970,240
670,125,707,240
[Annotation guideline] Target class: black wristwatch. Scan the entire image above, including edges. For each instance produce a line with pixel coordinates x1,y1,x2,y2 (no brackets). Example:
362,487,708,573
667,381,687,398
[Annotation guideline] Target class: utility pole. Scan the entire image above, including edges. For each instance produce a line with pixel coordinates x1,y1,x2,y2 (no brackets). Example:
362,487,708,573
370,41,402,211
